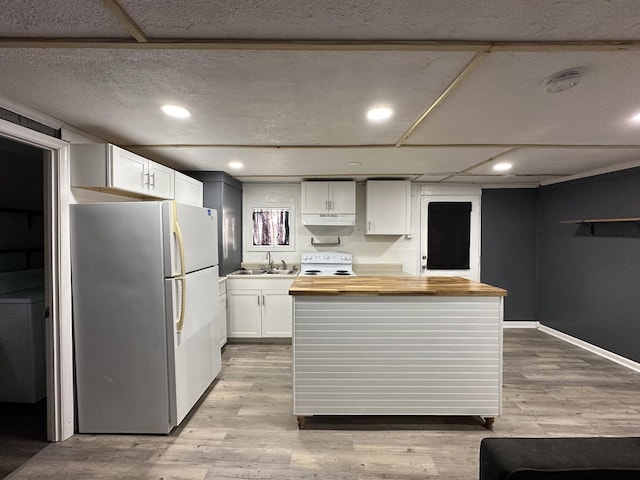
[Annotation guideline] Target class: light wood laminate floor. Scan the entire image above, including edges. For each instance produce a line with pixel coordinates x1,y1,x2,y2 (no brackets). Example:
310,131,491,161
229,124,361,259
7,328,640,480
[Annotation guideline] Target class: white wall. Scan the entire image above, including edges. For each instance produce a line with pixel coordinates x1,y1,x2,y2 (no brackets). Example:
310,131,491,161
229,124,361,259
242,182,422,274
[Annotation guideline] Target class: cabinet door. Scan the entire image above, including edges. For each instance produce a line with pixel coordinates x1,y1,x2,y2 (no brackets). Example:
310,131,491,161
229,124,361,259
217,292,228,348
329,181,356,214
175,172,203,207
148,161,175,199
261,290,292,337
366,180,410,234
227,290,261,337
301,182,329,214
109,146,148,195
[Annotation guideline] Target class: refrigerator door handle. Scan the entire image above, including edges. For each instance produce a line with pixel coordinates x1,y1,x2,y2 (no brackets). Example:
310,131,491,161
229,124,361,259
172,201,187,333
175,276,186,334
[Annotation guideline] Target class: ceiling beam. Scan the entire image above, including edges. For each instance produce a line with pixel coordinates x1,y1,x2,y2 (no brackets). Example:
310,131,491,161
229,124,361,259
0,38,639,52
121,143,640,149
100,0,148,43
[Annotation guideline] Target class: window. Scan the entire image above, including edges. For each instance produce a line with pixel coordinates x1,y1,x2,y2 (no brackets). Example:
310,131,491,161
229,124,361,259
247,206,295,251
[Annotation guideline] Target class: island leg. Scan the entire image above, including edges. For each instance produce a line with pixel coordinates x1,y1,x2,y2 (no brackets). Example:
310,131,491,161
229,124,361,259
484,417,495,430
297,416,306,429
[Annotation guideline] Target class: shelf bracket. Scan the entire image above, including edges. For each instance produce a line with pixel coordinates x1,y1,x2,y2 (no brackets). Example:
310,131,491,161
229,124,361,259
311,237,341,246
580,221,595,235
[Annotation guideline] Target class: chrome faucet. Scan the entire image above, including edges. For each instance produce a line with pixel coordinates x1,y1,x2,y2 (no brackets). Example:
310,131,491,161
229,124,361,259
281,259,287,270
266,251,274,270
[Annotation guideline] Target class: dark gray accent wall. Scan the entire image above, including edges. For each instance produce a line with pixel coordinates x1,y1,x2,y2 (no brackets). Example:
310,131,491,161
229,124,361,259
481,188,538,321
183,171,243,277
537,167,640,362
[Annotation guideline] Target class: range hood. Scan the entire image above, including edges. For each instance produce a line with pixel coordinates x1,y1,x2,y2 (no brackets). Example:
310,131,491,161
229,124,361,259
302,213,356,226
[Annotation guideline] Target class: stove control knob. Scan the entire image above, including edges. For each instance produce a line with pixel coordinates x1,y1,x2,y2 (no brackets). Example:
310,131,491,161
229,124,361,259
324,255,330,259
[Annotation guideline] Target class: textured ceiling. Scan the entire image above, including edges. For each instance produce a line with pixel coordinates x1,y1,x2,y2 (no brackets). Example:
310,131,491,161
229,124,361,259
1,0,640,186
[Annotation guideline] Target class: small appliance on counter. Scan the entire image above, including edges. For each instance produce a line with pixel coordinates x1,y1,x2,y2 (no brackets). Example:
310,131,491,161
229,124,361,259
300,252,355,276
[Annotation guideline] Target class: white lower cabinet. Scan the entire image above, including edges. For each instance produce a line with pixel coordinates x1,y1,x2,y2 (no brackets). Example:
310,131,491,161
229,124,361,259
227,277,294,338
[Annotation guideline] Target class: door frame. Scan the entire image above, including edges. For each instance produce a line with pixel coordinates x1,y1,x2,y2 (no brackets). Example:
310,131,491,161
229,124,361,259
419,186,482,281
0,118,74,441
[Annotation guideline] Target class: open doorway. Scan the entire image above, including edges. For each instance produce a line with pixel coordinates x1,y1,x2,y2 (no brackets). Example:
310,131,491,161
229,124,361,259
0,116,74,477
0,136,48,477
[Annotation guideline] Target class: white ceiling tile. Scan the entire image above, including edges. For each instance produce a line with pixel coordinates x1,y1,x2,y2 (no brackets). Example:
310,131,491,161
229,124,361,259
468,148,640,176
442,174,555,186
120,0,640,41
0,0,128,37
406,51,640,146
413,174,451,182
0,48,474,146
129,146,512,177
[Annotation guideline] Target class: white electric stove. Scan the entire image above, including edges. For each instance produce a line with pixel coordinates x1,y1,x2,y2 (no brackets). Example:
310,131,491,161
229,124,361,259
300,252,355,276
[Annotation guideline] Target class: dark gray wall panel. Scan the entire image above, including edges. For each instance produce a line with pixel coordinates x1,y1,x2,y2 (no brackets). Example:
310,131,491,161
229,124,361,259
537,167,640,362
481,189,538,321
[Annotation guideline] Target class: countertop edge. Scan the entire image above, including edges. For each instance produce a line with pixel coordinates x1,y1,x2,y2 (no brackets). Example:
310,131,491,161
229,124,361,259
288,275,507,297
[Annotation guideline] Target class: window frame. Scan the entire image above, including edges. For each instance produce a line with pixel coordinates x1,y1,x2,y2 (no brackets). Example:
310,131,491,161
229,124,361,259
246,203,295,252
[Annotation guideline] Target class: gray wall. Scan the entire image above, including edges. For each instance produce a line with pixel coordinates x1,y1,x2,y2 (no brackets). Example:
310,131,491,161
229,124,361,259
481,188,538,321
537,167,640,362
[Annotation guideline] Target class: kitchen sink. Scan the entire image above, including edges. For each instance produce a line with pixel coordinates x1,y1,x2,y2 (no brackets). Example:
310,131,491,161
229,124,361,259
266,269,297,275
229,268,298,276
231,269,266,275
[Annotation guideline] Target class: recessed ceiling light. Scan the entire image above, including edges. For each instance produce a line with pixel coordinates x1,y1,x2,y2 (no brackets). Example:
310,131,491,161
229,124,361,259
348,162,362,166
543,69,583,94
366,107,393,122
493,162,513,172
161,104,191,118
228,161,244,170
630,112,640,123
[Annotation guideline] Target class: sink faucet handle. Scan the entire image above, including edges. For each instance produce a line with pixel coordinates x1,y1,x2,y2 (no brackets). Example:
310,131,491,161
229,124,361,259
281,259,287,269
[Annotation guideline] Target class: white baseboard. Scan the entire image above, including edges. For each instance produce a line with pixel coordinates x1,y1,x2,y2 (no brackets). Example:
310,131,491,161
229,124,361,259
503,321,539,329
538,324,640,374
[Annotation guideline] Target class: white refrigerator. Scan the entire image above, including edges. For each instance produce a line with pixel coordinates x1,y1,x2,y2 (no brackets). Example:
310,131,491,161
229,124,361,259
70,201,220,434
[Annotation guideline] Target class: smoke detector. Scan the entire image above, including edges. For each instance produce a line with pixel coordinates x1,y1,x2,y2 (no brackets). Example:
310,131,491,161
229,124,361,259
544,69,583,93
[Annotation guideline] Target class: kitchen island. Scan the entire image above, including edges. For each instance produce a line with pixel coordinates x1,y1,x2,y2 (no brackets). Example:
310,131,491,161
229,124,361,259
289,275,507,429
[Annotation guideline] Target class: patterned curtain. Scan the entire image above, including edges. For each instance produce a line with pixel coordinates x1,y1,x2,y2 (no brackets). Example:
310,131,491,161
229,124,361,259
252,209,290,246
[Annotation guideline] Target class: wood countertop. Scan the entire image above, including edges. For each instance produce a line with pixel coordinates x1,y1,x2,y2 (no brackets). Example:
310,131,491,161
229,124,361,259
289,275,507,296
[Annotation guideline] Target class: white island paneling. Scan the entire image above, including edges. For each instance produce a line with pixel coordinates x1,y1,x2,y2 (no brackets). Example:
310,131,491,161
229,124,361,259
293,295,503,418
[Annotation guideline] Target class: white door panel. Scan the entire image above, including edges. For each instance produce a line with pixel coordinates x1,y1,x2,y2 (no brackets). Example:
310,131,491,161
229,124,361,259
166,266,219,426
163,201,218,276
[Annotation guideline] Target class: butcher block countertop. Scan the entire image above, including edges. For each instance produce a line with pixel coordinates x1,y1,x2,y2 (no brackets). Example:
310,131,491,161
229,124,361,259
289,275,507,296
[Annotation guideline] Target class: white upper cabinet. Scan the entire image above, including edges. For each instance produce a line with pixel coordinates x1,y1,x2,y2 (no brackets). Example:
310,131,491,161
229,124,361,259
174,171,203,207
301,181,356,215
70,144,175,199
366,180,411,235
